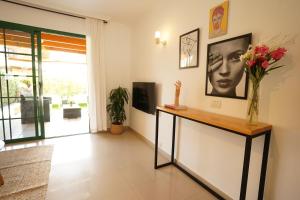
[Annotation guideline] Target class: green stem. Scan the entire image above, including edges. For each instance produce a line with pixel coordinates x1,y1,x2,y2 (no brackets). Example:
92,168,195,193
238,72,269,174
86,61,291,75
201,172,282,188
248,82,259,123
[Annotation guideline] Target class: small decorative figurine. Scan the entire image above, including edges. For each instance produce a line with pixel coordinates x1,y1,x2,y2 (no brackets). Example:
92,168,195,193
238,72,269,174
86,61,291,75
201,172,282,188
165,80,187,110
174,80,181,106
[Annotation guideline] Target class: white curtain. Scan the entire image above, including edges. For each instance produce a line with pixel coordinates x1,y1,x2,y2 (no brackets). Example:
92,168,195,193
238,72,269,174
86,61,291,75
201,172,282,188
85,18,107,132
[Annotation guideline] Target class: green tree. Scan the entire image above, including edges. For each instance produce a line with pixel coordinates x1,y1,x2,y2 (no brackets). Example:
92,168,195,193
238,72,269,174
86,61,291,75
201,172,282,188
1,75,20,105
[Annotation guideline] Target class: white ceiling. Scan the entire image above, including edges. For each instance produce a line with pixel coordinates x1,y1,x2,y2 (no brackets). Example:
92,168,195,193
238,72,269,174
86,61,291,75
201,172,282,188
17,0,158,23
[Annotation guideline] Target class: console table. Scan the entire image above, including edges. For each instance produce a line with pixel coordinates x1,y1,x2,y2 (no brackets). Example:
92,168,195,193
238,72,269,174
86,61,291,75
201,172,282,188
154,106,272,200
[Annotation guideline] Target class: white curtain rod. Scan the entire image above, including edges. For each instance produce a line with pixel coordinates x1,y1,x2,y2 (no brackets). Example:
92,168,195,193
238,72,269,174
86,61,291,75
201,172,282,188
1,0,109,23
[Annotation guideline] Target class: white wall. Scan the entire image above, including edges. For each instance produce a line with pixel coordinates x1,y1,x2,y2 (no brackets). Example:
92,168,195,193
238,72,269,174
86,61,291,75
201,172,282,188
105,22,132,126
130,0,300,199
0,1,85,35
0,1,132,126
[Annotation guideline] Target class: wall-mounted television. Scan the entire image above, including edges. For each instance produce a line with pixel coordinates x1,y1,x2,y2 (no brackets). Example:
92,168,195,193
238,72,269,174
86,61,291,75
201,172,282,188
132,82,156,114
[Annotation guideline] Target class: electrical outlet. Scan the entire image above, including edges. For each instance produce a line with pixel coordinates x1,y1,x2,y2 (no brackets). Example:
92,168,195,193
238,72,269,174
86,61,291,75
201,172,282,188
211,100,222,109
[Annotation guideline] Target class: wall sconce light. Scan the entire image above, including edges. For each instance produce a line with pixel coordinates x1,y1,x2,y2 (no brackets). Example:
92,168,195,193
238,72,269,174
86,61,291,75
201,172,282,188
154,31,167,46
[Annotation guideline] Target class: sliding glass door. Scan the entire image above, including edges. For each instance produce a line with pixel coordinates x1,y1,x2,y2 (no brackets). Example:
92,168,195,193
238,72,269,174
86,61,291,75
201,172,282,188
0,26,43,142
41,32,89,138
0,20,88,142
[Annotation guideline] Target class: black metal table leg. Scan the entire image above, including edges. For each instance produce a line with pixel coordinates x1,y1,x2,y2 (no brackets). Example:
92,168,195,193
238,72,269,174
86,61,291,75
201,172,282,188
154,111,175,169
240,136,252,200
258,131,271,200
171,115,176,163
154,109,159,169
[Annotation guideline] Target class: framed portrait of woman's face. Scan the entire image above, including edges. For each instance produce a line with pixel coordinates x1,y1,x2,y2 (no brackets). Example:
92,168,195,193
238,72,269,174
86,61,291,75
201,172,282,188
205,33,252,99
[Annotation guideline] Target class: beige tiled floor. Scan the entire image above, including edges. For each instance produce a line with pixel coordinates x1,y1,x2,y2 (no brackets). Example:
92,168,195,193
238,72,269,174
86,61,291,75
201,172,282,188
4,131,216,200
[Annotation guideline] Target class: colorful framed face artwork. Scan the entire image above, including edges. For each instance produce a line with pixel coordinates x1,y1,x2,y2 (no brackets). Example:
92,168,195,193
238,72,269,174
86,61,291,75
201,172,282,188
179,28,200,69
205,33,252,99
209,1,229,39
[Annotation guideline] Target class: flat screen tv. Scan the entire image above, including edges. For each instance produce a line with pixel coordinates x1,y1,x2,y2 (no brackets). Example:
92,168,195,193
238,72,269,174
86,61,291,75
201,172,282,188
132,82,156,114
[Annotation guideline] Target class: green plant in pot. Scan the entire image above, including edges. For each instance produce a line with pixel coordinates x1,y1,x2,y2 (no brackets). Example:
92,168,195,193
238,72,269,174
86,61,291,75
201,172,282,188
106,87,129,134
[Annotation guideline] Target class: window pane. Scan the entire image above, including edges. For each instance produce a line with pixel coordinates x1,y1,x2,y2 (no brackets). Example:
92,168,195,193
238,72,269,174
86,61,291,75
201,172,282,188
0,121,4,140
0,53,5,75
0,28,4,52
20,97,37,119
1,98,10,119
35,56,39,77
34,34,38,57
11,119,35,139
17,77,34,97
36,77,40,96
0,98,23,119
0,104,3,119
37,116,41,137
0,75,7,97
6,54,33,76
4,120,11,140
5,29,32,55
1,76,33,97
10,98,22,118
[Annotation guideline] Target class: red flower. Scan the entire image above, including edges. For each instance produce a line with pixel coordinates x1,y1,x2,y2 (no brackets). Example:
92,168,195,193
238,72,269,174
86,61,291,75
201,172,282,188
258,56,266,62
255,45,269,56
246,60,256,67
261,60,269,69
271,48,287,60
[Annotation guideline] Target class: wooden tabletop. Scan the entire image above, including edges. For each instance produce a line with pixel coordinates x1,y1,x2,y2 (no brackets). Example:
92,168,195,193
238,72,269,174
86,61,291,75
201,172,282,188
157,106,272,136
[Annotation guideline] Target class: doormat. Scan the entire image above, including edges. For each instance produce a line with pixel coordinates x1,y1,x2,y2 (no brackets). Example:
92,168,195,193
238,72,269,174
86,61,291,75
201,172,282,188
0,145,53,200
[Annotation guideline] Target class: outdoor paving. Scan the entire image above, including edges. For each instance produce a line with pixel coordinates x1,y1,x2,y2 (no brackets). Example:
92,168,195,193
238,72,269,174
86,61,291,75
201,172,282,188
0,106,89,140
45,107,89,138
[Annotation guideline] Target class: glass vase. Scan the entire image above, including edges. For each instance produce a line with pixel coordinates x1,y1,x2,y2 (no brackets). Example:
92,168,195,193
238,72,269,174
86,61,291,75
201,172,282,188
247,82,259,125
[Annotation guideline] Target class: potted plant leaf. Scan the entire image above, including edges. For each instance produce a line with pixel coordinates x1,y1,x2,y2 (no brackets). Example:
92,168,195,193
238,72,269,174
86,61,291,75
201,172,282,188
106,87,129,134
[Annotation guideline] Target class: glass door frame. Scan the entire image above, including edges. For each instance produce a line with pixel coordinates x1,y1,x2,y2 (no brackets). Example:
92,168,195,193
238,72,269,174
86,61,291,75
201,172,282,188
0,20,86,143
0,24,42,143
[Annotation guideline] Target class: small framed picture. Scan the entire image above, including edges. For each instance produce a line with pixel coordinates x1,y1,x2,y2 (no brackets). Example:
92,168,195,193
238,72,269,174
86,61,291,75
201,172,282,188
179,28,200,69
209,0,229,39
205,33,252,99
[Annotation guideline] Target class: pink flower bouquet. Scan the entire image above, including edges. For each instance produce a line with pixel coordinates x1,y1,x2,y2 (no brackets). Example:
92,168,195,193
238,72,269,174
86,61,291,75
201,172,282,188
241,45,287,80
240,44,287,124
